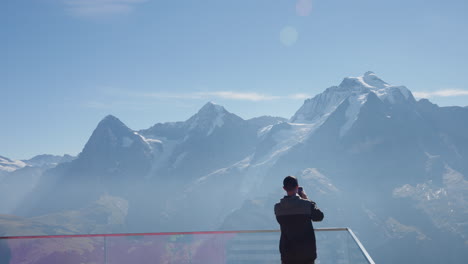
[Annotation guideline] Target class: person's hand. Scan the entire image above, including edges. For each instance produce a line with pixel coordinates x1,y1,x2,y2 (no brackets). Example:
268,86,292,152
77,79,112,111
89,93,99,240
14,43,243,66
298,186,308,199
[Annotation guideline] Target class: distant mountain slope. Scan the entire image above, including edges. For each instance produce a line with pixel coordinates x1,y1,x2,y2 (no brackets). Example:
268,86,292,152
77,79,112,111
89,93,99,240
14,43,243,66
246,116,288,130
0,166,43,213
0,195,127,237
0,154,75,214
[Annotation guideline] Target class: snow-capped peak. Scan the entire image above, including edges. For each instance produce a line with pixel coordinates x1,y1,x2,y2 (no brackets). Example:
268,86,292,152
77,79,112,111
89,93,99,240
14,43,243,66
185,102,229,136
339,72,388,90
92,115,138,139
99,115,126,128
291,72,415,123
342,72,413,103
196,102,227,119
80,114,149,158
362,71,389,89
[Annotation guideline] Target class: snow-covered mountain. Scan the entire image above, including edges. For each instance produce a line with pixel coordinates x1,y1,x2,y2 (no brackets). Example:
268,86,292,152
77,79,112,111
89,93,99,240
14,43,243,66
0,156,26,174
139,102,266,182
185,102,232,136
1,154,75,174
13,115,155,217
76,114,153,179
22,154,75,168
4,72,468,264
291,71,415,135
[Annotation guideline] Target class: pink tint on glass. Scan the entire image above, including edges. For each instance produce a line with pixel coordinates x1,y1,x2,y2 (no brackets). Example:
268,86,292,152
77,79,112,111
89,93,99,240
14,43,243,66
106,233,236,264
7,237,104,264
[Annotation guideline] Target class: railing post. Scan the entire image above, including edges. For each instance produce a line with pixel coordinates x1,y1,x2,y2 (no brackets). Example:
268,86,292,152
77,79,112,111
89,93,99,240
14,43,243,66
346,228,375,264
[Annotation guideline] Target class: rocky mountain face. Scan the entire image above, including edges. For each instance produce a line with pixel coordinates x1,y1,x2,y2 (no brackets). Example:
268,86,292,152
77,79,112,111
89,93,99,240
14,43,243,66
2,73,467,264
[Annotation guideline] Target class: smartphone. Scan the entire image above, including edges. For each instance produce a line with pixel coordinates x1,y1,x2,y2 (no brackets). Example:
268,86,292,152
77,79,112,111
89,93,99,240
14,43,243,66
298,187,303,194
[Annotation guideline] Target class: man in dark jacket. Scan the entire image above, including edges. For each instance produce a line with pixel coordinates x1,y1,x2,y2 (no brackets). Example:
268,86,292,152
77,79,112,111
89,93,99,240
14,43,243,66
274,176,324,264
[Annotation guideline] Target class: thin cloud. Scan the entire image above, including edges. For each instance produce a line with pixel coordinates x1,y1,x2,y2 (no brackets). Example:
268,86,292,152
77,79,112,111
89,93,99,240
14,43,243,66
199,91,280,101
288,93,311,100
64,0,147,18
143,91,308,101
82,89,310,109
144,92,204,100
413,89,468,99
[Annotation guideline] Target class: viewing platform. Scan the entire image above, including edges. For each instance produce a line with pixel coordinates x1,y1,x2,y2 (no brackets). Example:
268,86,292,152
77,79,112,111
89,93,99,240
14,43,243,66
0,228,375,263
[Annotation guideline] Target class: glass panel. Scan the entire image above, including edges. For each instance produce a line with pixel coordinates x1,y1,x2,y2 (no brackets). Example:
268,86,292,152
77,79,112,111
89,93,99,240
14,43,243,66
0,229,373,264
1,237,104,264
315,230,371,264
106,233,235,264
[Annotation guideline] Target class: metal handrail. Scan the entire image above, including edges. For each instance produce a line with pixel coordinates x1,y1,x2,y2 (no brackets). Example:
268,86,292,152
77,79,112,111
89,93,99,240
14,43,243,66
0,227,355,240
346,228,376,264
0,227,375,263
0,229,279,240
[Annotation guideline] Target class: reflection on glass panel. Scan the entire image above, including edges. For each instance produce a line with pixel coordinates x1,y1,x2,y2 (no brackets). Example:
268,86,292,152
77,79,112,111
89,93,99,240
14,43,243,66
107,233,235,264
2,237,104,264
0,229,373,264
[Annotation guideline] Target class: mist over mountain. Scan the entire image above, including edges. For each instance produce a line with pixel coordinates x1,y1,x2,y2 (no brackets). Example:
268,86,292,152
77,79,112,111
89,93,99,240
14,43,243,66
0,154,75,213
2,72,467,264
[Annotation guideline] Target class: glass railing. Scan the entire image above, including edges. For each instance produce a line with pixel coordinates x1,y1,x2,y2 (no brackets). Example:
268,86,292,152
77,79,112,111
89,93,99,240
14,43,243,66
0,228,374,264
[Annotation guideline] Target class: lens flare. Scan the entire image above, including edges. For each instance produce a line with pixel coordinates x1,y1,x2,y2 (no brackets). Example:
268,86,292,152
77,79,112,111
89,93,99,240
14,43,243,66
280,26,298,46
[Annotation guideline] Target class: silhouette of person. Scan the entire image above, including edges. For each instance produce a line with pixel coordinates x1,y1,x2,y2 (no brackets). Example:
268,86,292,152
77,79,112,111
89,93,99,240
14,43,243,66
275,176,324,264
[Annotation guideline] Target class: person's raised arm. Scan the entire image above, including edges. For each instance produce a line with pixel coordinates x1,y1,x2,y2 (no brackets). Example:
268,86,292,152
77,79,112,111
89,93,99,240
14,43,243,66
299,187,324,221
310,201,324,222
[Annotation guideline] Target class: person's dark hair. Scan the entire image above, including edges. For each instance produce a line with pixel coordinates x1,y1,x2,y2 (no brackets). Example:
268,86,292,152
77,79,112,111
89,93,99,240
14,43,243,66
283,176,298,191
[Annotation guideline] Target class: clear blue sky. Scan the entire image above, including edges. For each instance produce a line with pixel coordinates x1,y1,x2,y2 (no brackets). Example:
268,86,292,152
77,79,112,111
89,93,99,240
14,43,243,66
2,0,468,160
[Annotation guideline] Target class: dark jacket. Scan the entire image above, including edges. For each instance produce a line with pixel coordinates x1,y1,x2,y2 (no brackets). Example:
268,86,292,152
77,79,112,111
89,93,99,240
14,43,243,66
274,195,324,263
